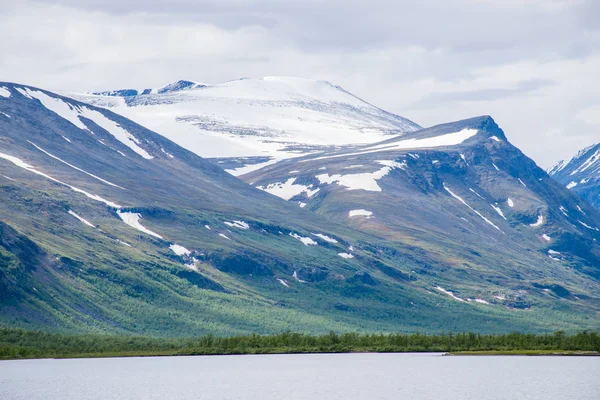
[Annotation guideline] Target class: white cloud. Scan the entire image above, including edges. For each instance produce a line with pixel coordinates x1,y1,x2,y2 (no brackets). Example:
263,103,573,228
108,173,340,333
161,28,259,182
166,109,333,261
1,0,598,168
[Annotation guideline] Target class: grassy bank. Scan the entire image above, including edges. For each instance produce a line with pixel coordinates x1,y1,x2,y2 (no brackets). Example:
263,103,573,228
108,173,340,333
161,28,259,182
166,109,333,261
1,328,598,360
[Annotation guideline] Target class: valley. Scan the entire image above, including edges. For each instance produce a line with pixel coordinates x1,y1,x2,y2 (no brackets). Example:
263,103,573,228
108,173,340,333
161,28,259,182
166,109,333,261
0,80,599,337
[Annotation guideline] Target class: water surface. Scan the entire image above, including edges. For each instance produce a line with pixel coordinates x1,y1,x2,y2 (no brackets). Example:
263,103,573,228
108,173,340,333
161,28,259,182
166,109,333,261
1,353,598,400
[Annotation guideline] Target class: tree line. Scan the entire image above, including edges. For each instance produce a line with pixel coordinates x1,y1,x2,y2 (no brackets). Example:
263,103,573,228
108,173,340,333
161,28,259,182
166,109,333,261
1,328,598,359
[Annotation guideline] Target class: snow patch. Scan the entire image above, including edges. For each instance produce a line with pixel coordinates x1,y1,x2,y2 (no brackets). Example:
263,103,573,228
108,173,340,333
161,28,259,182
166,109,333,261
28,141,123,188
186,258,199,270
443,184,503,232
492,163,500,171
170,244,191,256
542,234,552,242
312,233,338,243
218,233,231,240
578,220,598,231
344,164,365,169
224,220,250,230
0,87,11,98
68,210,95,228
529,215,544,227
292,271,306,283
307,129,479,162
348,209,373,218
566,181,578,189
571,149,600,175
490,136,501,142
518,178,527,187
316,160,405,192
338,253,354,259
507,198,514,207
257,178,319,200
117,211,163,239
0,152,121,208
15,88,33,99
436,286,467,303
226,159,278,176
289,232,317,246
277,278,290,288
116,239,132,247
469,188,484,200
160,148,175,159
20,88,153,159
491,204,506,220
376,159,407,170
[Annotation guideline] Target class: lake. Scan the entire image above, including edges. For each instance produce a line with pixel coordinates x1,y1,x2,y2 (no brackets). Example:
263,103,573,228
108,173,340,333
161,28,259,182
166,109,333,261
1,353,598,399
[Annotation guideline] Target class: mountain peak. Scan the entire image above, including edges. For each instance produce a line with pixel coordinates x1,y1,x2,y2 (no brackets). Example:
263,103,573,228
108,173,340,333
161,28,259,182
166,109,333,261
91,79,205,97
549,142,600,208
381,115,506,146
69,77,422,160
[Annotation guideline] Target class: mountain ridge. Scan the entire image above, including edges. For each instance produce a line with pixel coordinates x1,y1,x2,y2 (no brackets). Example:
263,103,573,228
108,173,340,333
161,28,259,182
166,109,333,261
68,77,422,165
1,81,599,336
549,142,600,210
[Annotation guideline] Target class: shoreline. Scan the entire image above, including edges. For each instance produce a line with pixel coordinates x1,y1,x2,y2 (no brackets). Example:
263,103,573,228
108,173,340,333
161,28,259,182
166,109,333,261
448,350,600,356
3,329,598,361
2,349,599,361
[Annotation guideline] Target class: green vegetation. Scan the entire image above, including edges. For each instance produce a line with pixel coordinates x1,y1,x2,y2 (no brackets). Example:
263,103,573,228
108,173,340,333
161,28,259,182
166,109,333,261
2,90,600,338
451,350,598,356
1,328,598,360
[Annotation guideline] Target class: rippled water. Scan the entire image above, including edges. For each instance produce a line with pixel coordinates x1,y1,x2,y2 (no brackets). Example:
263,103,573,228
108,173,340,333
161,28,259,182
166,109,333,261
1,353,598,400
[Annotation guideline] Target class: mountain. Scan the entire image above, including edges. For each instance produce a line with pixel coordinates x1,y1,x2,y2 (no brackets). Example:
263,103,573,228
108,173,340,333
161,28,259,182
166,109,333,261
241,116,600,309
1,83,598,336
549,143,600,209
69,77,421,174
92,80,206,97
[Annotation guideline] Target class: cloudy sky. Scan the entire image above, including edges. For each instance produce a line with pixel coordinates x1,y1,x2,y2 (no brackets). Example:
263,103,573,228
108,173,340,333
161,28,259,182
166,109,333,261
1,0,599,167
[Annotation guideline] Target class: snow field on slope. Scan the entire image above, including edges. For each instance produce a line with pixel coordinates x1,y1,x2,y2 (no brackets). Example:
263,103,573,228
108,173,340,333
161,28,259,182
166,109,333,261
71,77,420,161
256,178,319,200
306,129,479,162
18,87,153,159
116,211,163,239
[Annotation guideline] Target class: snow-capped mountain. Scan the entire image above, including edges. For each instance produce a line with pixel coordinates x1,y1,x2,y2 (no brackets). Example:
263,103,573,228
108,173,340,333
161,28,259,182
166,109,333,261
243,116,600,288
549,143,600,209
70,77,421,174
2,81,599,336
92,80,207,97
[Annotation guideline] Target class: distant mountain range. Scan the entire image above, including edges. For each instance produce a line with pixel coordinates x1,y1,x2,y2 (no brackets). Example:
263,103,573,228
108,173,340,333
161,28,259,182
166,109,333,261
70,77,422,175
1,80,599,336
549,143,600,210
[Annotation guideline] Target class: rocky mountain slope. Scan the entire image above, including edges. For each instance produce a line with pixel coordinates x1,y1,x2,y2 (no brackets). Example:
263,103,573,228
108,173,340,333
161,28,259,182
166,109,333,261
69,77,421,174
549,143,600,209
1,83,598,335
242,116,600,313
